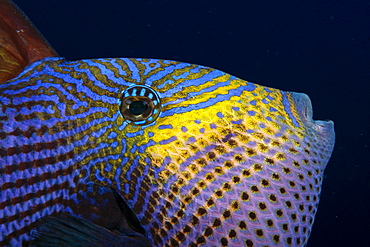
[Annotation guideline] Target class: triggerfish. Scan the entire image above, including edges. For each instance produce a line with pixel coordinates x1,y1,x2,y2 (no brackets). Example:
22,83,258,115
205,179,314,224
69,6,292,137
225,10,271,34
0,0,335,246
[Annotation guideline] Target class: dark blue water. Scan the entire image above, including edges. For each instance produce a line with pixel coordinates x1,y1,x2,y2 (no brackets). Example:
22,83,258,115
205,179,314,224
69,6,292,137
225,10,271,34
14,1,370,246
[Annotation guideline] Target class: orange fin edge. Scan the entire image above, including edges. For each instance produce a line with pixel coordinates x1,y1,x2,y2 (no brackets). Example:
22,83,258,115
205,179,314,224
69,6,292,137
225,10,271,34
0,0,58,83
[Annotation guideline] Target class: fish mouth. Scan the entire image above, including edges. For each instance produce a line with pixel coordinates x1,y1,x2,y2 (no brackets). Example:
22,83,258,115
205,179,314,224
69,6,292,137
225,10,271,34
290,92,334,134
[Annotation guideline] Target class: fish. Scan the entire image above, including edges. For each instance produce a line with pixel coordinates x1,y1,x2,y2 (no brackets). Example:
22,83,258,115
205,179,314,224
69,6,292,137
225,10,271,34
0,0,335,246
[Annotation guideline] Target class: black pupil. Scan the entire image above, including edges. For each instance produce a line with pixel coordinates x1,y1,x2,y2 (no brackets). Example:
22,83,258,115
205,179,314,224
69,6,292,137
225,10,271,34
129,101,148,115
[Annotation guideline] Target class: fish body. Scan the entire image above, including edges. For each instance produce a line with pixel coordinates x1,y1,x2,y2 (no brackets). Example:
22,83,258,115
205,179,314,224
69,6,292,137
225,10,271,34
0,56,335,246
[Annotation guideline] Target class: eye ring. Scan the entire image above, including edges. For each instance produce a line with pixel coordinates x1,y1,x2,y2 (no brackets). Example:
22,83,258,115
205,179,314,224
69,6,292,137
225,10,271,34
120,85,161,126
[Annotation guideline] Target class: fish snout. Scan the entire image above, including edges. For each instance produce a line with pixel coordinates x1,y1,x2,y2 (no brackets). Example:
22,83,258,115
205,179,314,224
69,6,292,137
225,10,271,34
290,92,335,137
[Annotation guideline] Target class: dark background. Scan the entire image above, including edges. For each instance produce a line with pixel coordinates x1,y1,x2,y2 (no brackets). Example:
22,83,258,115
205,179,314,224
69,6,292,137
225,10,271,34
14,1,370,246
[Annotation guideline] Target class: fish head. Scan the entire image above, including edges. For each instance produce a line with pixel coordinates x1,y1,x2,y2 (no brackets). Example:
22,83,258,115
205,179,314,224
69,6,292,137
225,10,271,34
113,59,335,246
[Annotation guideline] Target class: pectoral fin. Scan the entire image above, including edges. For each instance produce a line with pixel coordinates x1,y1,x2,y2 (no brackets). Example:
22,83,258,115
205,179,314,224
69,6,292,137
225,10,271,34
30,214,151,247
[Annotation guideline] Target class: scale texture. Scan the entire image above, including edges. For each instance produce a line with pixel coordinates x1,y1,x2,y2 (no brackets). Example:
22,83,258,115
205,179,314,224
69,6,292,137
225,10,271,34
0,57,335,246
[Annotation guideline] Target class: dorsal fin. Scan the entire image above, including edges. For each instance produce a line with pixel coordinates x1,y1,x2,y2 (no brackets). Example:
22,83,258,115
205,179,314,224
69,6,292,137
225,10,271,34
0,0,58,83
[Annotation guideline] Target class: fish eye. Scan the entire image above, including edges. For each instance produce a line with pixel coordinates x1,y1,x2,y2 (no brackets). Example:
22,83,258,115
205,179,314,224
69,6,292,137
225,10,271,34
128,100,148,115
120,85,161,125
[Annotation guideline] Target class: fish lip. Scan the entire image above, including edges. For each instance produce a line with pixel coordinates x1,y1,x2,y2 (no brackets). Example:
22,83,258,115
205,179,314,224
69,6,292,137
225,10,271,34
290,92,313,120
312,119,335,135
290,92,335,134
